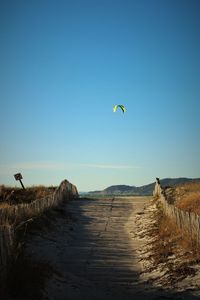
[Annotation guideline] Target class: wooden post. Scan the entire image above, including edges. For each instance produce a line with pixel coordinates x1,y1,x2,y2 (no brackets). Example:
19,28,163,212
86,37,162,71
156,177,160,185
19,179,25,190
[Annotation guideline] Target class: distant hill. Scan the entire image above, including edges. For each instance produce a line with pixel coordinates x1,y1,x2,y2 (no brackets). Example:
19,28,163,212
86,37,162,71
88,178,200,196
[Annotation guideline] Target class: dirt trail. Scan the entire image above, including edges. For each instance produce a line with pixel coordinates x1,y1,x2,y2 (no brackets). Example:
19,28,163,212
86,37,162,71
21,197,199,300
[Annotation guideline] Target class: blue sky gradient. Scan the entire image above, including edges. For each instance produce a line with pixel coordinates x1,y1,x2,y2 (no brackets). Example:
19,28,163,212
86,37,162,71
1,0,200,191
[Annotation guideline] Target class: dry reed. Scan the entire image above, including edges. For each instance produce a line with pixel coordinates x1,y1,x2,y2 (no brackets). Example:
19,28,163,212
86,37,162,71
175,182,200,215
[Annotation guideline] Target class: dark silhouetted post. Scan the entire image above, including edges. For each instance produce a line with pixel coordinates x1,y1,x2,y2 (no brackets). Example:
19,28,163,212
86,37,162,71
14,173,26,190
156,177,160,185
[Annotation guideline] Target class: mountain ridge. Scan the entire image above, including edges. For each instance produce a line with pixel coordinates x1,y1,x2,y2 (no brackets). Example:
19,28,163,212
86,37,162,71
87,178,200,196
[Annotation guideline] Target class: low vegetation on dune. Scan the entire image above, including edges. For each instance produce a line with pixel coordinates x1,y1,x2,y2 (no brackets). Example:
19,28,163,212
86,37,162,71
174,182,200,215
137,203,200,288
136,183,200,290
0,185,56,207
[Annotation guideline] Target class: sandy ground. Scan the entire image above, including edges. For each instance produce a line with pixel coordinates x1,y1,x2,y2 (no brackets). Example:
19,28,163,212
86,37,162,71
10,197,200,300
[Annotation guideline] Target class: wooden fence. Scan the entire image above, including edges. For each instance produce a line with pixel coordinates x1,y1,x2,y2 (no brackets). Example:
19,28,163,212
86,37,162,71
154,182,200,246
0,179,78,281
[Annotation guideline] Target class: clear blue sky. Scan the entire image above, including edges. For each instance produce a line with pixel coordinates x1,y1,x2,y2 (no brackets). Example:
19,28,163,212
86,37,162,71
0,0,200,191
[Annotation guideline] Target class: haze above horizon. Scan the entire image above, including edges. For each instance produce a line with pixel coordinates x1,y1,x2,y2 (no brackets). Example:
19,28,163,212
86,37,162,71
1,0,200,191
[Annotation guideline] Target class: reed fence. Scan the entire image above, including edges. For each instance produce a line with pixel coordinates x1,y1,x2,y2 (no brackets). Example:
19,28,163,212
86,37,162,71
154,182,200,246
0,179,78,281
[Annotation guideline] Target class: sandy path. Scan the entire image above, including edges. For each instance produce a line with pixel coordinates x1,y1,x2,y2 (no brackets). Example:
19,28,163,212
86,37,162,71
23,197,199,300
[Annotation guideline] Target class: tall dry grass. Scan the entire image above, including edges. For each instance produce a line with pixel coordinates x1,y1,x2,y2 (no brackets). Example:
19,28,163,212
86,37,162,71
142,204,200,285
0,185,56,208
175,182,200,215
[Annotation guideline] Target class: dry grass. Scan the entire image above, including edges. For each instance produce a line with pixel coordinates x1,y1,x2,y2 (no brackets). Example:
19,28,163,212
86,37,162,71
158,210,199,257
0,202,11,209
0,185,56,208
142,204,200,286
175,182,200,215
